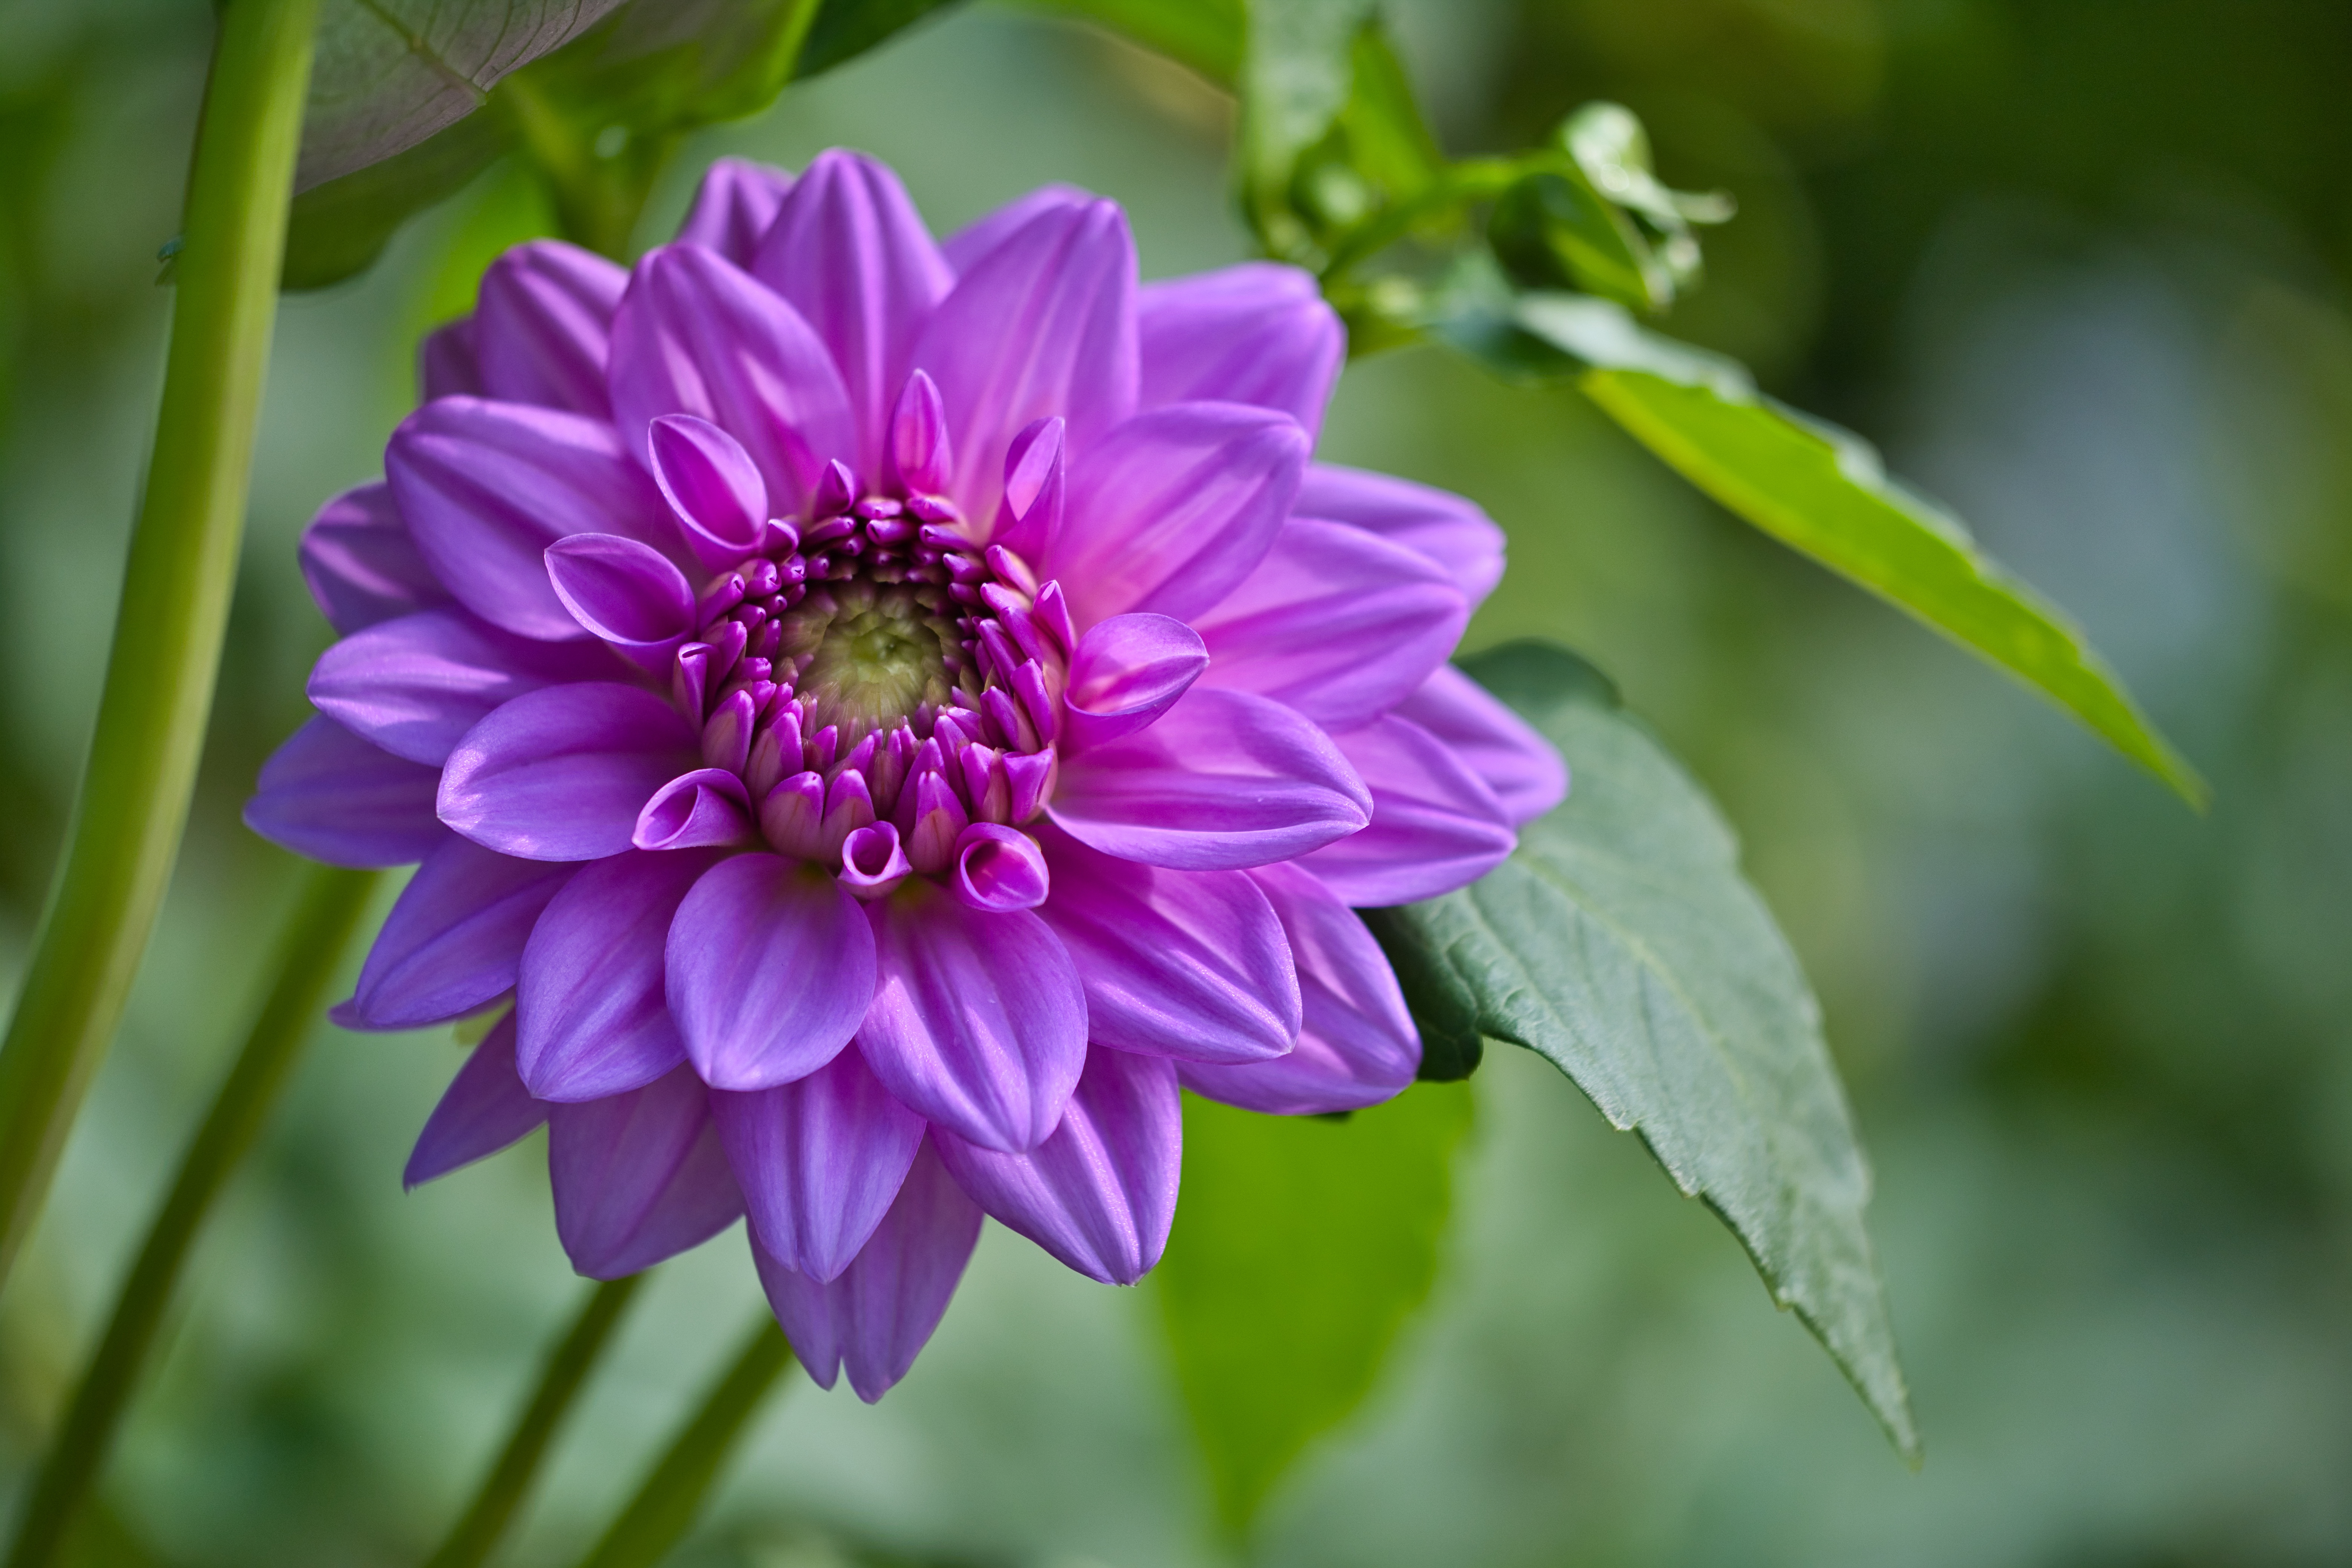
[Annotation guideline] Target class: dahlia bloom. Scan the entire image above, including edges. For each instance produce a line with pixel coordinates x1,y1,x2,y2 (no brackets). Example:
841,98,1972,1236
247,151,1563,1400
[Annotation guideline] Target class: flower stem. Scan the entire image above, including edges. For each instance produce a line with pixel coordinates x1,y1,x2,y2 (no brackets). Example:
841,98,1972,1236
423,1274,649,1568
2,862,377,1568
572,1316,795,1568
0,0,320,1293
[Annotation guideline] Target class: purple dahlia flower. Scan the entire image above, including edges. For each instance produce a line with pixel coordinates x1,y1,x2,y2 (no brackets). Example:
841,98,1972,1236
248,151,1564,1401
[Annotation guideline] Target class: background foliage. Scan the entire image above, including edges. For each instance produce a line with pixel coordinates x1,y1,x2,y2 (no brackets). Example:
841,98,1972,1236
3,0,2349,1563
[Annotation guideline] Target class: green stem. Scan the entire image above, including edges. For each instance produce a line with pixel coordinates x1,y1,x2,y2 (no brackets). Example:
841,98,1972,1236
0,0,320,1293
574,1317,795,1568
2,863,377,1568
423,1275,649,1568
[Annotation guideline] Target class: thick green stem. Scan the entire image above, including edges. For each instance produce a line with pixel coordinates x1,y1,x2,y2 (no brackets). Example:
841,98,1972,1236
3,863,377,1568
0,0,320,1292
423,1274,649,1568
573,1317,795,1568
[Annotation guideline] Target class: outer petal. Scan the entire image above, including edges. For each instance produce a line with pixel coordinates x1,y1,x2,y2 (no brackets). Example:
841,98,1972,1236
608,243,856,517
939,184,1088,274
517,848,718,1101
1391,664,1568,826
473,240,627,416
857,882,1086,1153
548,1065,743,1279
341,835,576,1029
665,854,876,1091
388,397,670,642
913,198,1138,522
1048,687,1370,871
675,157,793,265
1299,714,1517,904
1036,828,1297,1064
1138,262,1343,438
1193,517,1468,730
752,149,952,474
1179,861,1419,1115
420,319,482,401
1295,463,1507,607
933,1046,1179,1285
1050,401,1307,629
713,1047,925,1282
404,1014,547,1188
438,683,700,862
299,482,450,635
751,1139,980,1402
243,716,444,868
308,606,617,766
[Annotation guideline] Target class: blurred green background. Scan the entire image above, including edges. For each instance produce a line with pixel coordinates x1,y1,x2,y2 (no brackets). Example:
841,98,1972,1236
4,0,2350,1563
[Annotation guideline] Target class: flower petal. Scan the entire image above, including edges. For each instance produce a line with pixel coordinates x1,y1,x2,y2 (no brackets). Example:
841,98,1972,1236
343,835,576,1029
1061,612,1207,750
1180,861,1418,1114
858,882,1086,1153
1050,401,1306,629
473,240,627,417
632,769,754,851
939,184,1088,274
752,149,952,475
666,853,876,1091
1391,664,1568,825
1138,262,1343,438
388,397,671,641
544,533,696,662
438,683,700,862
516,848,717,1101
1193,517,1468,730
609,243,856,517
404,1013,547,1188
1036,827,1297,1064
308,606,618,766
1299,714,1517,903
751,1138,980,1402
548,1064,743,1279
713,1046,925,1282
1049,687,1369,870
1295,462,1508,607
243,716,445,868
420,319,482,400
675,157,793,265
647,414,768,569
933,1046,1179,1285
299,482,450,635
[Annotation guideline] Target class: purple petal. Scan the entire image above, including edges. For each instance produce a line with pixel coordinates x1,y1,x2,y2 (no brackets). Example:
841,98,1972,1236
933,1046,1179,1285
389,397,670,641
1049,687,1370,870
548,1064,743,1279
633,769,755,851
912,198,1138,522
343,835,576,1029
404,1013,547,1188
438,683,700,861
666,853,876,1090
1391,665,1567,825
608,243,856,518
1295,463,1508,607
1050,401,1306,629
751,149,951,476
1036,826,1297,1064
473,240,627,417
648,414,768,569
713,1047,925,1281
299,482,450,635
545,533,696,663
1193,518,1468,730
244,716,444,867
888,369,951,496
675,157,793,265
1179,861,1419,1115
1061,612,1207,750
1300,714,1516,904
949,824,1048,913
751,1138,980,1402
940,184,1089,274
308,606,618,766
857,882,1086,1153
988,415,1064,557
517,848,718,1101
420,318,483,400
1138,262,1343,438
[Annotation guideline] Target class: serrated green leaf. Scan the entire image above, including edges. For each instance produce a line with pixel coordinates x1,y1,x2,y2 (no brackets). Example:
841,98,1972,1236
1159,1083,1475,1536
1384,640,1920,1459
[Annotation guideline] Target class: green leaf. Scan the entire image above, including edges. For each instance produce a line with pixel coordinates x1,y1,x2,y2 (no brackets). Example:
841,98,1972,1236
1013,0,1243,86
1488,168,1659,313
282,106,509,289
1158,1083,1475,1537
796,0,965,80
1380,641,1921,1459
